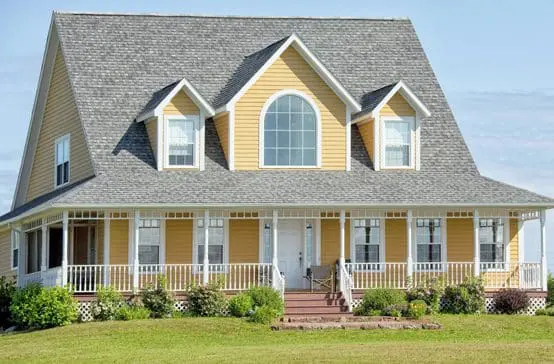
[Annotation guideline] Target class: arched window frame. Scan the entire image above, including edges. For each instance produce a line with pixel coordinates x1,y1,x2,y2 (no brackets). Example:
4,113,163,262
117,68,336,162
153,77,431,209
258,90,322,168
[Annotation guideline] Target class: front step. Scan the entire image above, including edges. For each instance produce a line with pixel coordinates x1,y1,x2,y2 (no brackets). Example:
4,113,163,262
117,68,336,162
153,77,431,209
284,291,351,317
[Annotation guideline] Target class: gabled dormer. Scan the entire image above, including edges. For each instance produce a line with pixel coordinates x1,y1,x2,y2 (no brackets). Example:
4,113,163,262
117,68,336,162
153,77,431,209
137,78,215,171
353,81,431,171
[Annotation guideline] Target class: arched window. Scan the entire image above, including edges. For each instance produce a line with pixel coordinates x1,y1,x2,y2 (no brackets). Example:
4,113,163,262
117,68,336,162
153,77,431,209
261,93,319,167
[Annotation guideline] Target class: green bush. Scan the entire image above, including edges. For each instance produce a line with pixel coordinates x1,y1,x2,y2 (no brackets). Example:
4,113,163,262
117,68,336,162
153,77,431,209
535,307,554,316
546,273,554,307
0,276,16,328
441,276,485,314
355,289,406,316
406,277,444,313
188,282,227,317
381,303,407,318
406,300,427,320
115,305,151,321
493,289,529,314
11,284,77,329
228,293,254,317
141,275,175,318
91,286,124,321
248,305,280,324
246,287,284,315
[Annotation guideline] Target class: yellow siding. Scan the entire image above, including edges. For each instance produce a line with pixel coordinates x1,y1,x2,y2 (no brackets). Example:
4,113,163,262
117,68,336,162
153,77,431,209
229,220,259,263
357,120,374,162
165,220,193,264
234,47,347,170
26,45,94,202
163,90,199,115
320,219,350,266
110,220,128,265
145,119,157,162
509,218,519,262
447,218,473,261
379,93,415,117
214,113,229,162
385,219,407,262
0,230,13,277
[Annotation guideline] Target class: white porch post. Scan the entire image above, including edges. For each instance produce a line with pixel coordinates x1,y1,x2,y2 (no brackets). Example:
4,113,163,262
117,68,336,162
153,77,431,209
406,210,413,280
540,209,548,291
473,209,480,277
271,210,279,289
62,211,69,287
41,222,47,272
133,211,140,292
339,210,346,267
103,216,110,286
203,209,210,285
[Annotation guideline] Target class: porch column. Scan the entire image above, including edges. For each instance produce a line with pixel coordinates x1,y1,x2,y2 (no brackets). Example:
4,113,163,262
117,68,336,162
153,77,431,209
103,216,110,286
540,209,548,291
133,211,140,292
41,222,47,272
62,211,69,286
473,209,480,277
406,210,413,280
203,209,210,285
339,210,346,267
271,210,279,289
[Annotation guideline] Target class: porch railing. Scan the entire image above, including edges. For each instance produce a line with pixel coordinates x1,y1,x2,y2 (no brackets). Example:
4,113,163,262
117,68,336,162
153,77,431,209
345,262,543,290
66,263,274,293
339,264,353,312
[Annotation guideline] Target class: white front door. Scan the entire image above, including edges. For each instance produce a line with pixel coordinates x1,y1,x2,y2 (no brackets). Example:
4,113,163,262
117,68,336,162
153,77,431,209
278,220,304,289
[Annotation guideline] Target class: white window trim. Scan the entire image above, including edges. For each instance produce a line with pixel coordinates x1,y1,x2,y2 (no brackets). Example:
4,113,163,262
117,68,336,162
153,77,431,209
380,116,416,170
413,218,447,272
54,134,70,189
192,218,229,273
163,115,200,169
258,89,322,169
350,218,386,272
128,219,166,267
479,217,510,272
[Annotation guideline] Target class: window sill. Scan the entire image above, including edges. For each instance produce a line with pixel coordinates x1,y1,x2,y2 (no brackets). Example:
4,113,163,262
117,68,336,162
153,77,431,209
54,181,70,190
260,165,321,169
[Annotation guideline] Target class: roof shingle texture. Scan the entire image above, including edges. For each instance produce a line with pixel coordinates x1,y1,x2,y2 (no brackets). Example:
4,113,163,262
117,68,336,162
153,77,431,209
5,13,551,220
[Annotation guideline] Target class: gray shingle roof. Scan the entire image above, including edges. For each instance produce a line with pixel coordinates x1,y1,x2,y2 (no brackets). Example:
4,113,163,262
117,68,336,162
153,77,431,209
3,13,552,222
137,80,180,120
353,82,398,120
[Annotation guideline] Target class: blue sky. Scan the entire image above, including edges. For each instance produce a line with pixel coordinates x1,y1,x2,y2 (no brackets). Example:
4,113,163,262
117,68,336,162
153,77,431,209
0,0,553,271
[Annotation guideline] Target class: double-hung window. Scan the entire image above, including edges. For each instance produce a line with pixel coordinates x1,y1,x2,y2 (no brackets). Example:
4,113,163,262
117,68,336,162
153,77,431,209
353,219,382,270
138,219,161,265
55,135,70,187
196,218,225,266
383,118,413,168
12,230,19,270
167,116,198,167
480,218,505,269
416,219,443,270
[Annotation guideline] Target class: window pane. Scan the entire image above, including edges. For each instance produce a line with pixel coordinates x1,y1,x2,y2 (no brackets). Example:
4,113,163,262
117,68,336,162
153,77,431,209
168,119,195,166
63,162,69,184
277,148,289,165
139,246,159,264
277,95,290,113
265,113,276,129
290,131,302,147
265,131,277,148
291,113,302,130
13,249,18,268
265,148,276,166
290,95,303,112
277,113,290,130
417,244,441,262
197,245,224,264
385,145,409,167
277,131,289,147
290,149,302,165
355,245,379,263
385,121,409,144
303,149,316,166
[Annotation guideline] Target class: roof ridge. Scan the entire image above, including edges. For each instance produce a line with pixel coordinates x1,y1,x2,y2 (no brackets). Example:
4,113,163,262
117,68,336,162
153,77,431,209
53,11,410,21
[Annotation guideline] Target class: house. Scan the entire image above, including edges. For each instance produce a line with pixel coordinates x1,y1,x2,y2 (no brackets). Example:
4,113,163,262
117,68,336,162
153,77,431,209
0,12,551,313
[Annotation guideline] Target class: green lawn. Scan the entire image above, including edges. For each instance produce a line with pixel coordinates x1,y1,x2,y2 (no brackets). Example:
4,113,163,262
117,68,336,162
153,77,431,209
0,315,553,363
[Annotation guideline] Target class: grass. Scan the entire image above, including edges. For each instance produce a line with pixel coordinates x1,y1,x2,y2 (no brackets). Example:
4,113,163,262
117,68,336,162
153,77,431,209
0,315,553,363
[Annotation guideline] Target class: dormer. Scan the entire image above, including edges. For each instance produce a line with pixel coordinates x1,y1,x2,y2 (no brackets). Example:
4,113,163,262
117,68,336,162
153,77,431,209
137,79,215,171
352,81,430,171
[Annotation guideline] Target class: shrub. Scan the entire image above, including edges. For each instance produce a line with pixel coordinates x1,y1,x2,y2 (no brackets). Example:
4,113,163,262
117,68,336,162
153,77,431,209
248,305,280,324
547,273,553,307
535,307,554,316
115,305,151,321
228,293,253,317
493,289,529,314
355,289,406,316
91,286,125,321
381,303,407,318
406,300,427,320
11,284,77,329
188,283,227,317
441,276,485,314
246,287,284,314
0,276,16,328
406,277,444,313
141,275,175,318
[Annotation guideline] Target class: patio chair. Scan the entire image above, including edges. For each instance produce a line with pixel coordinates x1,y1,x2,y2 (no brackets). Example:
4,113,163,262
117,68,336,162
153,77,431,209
304,265,335,292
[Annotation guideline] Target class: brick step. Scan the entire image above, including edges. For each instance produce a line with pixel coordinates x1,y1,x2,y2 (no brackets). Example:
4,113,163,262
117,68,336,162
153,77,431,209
285,306,350,315
284,312,354,319
285,299,345,308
